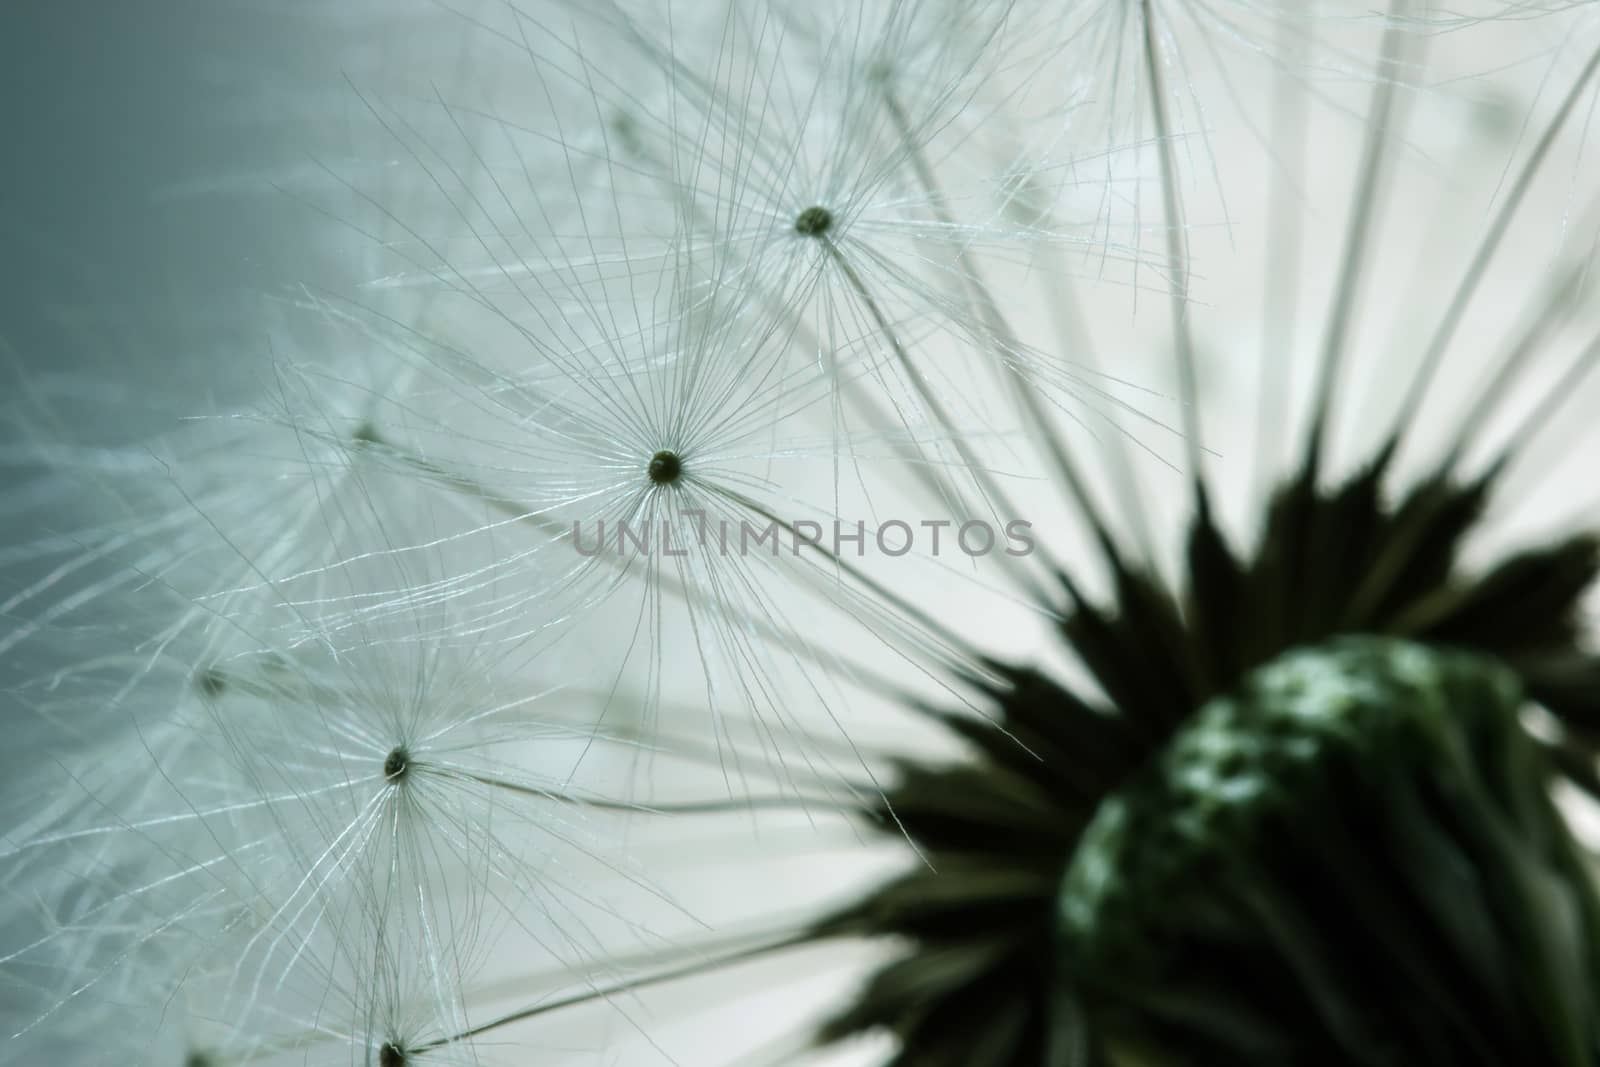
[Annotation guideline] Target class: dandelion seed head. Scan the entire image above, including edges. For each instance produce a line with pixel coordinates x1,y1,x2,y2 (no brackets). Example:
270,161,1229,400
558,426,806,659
9,0,1600,1062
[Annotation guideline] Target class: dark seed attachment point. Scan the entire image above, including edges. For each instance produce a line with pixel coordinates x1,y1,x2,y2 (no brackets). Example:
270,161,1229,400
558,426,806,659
647,449,683,485
794,205,834,237
195,667,228,697
352,421,383,447
378,1043,406,1067
383,747,410,783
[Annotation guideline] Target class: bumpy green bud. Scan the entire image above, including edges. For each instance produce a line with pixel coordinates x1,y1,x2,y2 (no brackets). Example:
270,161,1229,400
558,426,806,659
1060,637,1600,1066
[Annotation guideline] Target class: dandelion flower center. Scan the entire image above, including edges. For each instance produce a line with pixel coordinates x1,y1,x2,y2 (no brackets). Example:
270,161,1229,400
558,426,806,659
647,449,683,485
793,204,834,237
378,1043,406,1067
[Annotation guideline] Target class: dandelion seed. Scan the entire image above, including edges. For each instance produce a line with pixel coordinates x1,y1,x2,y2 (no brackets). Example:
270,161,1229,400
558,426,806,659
645,449,683,485
382,746,411,783
793,206,835,238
